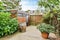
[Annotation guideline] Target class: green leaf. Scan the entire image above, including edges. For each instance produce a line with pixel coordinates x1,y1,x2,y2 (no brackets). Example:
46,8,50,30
0,12,18,37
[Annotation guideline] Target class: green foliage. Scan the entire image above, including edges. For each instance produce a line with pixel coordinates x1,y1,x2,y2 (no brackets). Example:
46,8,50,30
38,0,60,12
57,13,60,20
43,13,50,19
0,12,18,37
1,0,21,9
43,9,58,24
0,1,5,10
38,0,60,19
37,23,55,33
43,12,53,24
38,0,60,8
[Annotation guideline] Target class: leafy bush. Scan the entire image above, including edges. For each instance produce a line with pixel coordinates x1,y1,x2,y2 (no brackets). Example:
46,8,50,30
37,23,55,33
0,12,18,37
43,12,54,24
0,1,5,10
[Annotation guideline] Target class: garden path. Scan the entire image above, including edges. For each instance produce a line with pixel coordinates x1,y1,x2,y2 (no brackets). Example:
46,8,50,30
0,26,47,40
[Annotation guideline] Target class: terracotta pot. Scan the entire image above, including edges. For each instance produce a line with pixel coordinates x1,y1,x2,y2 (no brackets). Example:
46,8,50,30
10,10,17,18
11,14,16,18
11,10,17,14
18,22,26,32
42,32,49,39
18,26,26,32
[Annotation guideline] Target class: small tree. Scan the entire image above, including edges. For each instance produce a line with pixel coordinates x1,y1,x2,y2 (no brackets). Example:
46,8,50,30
38,0,60,11
1,0,21,10
38,0,60,35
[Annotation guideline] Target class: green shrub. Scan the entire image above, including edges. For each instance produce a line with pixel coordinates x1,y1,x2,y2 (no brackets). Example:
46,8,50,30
37,23,55,33
0,12,18,37
0,2,5,10
43,12,54,24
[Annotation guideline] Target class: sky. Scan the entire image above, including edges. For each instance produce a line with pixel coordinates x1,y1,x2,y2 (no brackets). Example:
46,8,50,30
20,0,38,11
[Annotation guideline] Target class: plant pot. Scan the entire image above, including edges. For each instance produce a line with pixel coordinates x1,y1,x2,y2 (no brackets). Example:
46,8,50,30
11,14,16,18
10,10,17,18
18,26,26,32
18,22,26,32
42,32,49,39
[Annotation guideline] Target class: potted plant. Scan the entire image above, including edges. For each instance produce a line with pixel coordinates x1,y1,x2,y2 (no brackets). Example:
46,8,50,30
37,23,55,39
10,9,17,18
